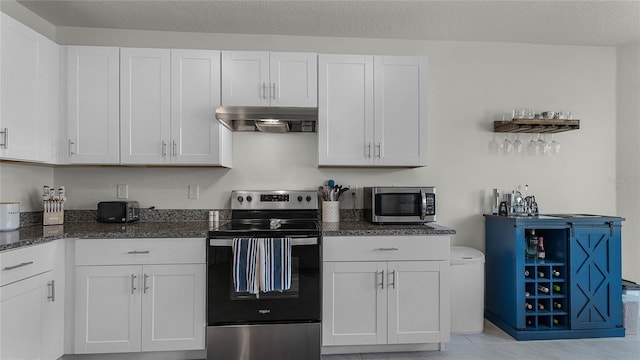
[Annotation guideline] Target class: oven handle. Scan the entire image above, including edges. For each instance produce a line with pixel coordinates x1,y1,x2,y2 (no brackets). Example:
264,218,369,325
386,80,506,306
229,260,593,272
209,237,319,247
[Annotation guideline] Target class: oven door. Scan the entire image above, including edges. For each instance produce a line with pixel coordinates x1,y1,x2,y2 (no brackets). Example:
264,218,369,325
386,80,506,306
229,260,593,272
207,237,321,325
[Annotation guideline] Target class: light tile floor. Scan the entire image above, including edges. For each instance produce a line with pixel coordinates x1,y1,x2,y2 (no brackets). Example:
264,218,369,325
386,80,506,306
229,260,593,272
322,320,640,360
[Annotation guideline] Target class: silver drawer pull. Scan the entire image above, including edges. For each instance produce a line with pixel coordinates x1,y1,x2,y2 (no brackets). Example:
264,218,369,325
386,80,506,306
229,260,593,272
375,247,399,251
47,280,56,302
127,250,150,254
131,274,137,294
3,261,34,271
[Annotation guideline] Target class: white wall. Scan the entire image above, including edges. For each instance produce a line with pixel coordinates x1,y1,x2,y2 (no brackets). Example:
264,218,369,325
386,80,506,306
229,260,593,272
616,42,640,283
0,7,629,279
0,162,54,210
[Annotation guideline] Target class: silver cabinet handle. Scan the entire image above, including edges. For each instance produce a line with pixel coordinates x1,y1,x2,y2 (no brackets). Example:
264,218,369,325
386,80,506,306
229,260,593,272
379,270,385,290
47,280,56,302
127,250,150,254
375,247,399,251
172,140,177,157
271,82,276,100
131,274,137,294
262,82,268,100
161,141,167,157
376,142,382,158
390,270,396,289
3,261,34,271
143,273,149,294
68,139,75,156
366,143,372,158
0,128,7,149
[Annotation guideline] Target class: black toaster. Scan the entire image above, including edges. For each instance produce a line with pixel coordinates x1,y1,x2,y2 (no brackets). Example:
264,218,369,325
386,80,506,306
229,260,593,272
97,201,140,223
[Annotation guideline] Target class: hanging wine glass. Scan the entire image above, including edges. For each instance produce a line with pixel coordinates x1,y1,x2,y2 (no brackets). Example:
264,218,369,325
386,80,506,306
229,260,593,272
550,134,560,155
527,134,539,156
538,134,550,156
513,134,523,154
502,134,513,155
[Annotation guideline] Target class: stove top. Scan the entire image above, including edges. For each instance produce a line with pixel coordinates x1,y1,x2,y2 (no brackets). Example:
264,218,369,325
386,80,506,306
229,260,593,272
209,190,320,238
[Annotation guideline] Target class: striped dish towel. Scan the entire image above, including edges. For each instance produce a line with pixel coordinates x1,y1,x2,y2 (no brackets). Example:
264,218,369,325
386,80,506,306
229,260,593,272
259,238,292,292
232,237,292,294
232,238,259,294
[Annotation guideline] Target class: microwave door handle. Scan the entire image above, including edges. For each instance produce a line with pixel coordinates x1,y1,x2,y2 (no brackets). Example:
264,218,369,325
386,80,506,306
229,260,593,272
420,191,427,220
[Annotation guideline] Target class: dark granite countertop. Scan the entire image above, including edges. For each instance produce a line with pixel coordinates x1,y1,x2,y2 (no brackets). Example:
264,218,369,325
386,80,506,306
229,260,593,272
1,219,455,252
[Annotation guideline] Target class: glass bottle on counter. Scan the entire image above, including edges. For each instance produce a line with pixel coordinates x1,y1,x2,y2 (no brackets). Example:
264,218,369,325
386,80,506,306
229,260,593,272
537,236,546,261
526,230,539,260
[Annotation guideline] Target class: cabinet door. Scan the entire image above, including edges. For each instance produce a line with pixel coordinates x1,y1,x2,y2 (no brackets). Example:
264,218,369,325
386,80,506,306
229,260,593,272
120,48,171,164
569,227,622,330
269,52,317,107
75,265,142,354
322,261,386,345
0,13,41,161
41,241,65,360
141,264,206,351
0,272,49,360
67,46,120,164
374,56,427,166
37,36,59,164
387,261,449,344
221,51,269,106
318,54,374,166
171,50,231,166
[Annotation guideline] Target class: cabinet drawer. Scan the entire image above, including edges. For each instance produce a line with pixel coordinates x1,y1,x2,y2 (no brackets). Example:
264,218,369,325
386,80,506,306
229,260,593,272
75,238,205,265
0,242,55,286
323,235,450,262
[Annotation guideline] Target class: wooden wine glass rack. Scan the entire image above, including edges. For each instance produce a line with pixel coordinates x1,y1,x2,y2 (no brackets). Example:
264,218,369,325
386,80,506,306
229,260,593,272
493,119,580,133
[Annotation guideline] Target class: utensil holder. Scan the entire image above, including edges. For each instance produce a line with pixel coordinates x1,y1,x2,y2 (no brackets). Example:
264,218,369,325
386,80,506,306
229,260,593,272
322,201,340,223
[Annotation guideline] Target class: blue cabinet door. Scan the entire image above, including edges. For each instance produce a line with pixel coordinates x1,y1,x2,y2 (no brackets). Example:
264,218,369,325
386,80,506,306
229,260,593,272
569,226,622,330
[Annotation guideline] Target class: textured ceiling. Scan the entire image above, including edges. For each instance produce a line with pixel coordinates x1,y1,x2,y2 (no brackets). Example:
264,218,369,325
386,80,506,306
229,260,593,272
14,0,640,46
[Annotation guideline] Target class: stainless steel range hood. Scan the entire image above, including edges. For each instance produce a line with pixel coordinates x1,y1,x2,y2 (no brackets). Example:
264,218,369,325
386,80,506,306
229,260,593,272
215,106,317,133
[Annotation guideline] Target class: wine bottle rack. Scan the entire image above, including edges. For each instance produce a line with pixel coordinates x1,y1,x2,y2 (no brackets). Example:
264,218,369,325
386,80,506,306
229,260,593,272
524,262,568,330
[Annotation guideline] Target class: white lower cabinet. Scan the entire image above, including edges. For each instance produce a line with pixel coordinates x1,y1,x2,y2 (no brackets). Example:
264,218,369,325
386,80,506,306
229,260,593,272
74,238,206,355
0,241,65,360
322,236,450,350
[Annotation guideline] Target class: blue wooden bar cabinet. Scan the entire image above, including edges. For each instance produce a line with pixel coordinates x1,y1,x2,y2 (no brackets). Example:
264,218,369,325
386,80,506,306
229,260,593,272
484,214,625,340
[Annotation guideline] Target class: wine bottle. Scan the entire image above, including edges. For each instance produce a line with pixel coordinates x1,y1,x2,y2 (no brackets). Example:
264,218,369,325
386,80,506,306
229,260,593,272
538,285,550,293
552,269,561,277
537,236,546,260
526,230,538,260
525,269,530,277
553,302,562,309
525,302,533,310
552,284,561,292
537,270,545,278
553,318,560,325
525,291,531,297
527,319,533,326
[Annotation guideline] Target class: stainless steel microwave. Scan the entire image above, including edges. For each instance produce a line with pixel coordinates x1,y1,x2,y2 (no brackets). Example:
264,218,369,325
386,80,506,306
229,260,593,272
363,187,436,224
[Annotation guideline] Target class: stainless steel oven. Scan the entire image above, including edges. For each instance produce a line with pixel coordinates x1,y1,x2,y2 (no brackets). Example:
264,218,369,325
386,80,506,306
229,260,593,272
364,186,436,224
206,190,321,360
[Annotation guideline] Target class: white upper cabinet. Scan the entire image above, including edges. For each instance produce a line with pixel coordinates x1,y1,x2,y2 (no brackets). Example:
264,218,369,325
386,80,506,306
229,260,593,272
374,56,427,166
222,51,317,107
66,46,120,164
120,48,171,164
171,49,232,166
318,54,427,167
121,48,230,166
0,13,59,163
318,54,374,166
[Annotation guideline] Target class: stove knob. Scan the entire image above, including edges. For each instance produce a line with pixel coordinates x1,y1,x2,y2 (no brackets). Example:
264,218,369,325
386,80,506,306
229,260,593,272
306,195,312,202
297,196,303,202
237,196,244,203
246,196,253,202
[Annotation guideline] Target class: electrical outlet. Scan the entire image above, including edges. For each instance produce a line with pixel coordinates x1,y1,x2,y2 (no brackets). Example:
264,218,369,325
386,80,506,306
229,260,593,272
117,184,128,199
188,185,199,199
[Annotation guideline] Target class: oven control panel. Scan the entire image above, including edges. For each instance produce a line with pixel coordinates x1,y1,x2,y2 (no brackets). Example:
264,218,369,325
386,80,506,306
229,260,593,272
231,190,318,210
